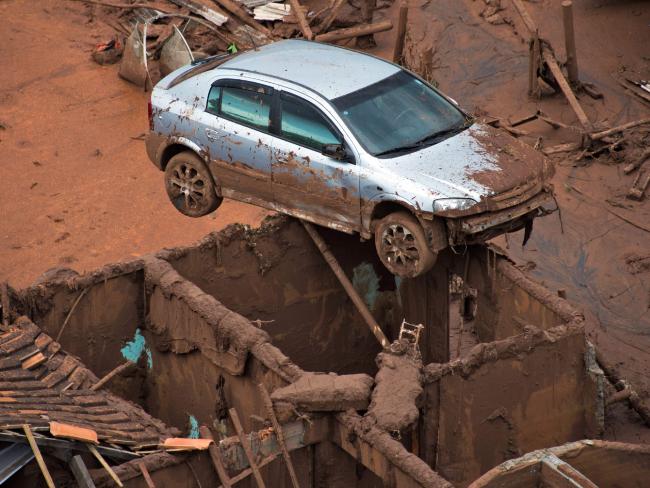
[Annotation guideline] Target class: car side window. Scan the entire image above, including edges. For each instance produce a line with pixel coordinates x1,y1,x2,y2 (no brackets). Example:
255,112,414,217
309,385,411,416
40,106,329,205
219,82,273,131
280,93,341,152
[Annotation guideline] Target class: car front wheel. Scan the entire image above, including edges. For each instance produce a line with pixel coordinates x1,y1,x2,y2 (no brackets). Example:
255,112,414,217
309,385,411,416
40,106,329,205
164,151,222,217
374,211,437,278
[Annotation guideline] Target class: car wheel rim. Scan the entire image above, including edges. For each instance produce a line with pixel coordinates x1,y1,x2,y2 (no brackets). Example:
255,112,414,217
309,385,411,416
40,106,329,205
169,163,207,210
380,224,420,272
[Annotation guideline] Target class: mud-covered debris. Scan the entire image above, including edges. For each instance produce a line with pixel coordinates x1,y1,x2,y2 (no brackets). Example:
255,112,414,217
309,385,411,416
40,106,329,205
92,38,123,65
270,372,373,412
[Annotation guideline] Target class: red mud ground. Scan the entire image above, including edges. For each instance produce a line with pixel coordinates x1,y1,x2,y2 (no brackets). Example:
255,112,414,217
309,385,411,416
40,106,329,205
1,0,650,442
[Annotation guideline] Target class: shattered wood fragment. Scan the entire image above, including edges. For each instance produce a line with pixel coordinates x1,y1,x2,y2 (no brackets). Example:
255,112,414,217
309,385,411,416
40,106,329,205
168,0,229,26
138,462,156,488
50,421,99,444
623,148,650,174
627,173,649,201
211,0,274,36
314,20,393,43
22,352,46,370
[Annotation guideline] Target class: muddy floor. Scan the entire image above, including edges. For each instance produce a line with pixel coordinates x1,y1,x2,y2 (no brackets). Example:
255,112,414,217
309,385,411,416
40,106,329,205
1,0,650,449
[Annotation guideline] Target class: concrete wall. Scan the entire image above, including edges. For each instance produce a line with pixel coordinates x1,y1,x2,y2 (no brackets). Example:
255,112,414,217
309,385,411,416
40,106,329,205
419,324,602,487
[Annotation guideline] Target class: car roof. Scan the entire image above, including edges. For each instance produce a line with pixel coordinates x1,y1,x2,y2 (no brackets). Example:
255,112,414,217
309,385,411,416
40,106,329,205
217,40,401,100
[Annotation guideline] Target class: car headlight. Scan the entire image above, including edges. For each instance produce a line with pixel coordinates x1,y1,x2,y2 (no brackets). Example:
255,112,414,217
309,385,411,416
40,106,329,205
433,198,478,213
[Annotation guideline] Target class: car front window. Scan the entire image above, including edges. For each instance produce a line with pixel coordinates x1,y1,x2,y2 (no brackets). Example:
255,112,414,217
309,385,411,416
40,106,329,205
332,71,468,157
280,93,341,152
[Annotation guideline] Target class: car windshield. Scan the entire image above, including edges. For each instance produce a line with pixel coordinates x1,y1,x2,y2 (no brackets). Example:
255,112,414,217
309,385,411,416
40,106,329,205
332,71,468,156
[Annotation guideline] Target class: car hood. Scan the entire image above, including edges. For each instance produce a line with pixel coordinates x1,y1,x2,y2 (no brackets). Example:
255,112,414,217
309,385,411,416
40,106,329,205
372,124,547,201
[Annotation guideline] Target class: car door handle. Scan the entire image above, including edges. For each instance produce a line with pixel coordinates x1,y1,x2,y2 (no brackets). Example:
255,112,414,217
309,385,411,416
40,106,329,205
205,128,220,141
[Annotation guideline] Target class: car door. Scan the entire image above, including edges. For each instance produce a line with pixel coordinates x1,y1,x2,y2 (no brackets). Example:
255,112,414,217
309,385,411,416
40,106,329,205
194,79,275,203
271,91,360,231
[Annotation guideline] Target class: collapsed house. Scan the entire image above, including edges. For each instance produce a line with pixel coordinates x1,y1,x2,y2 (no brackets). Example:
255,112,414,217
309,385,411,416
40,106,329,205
2,216,648,487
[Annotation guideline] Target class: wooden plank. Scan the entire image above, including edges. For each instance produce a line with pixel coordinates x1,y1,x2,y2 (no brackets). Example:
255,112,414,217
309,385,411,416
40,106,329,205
315,21,393,43
288,0,314,40
0,282,9,327
22,424,56,488
138,462,156,488
87,443,124,487
258,384,300,488
540,455,599,487
591,118,650,140
50,421,99,444
22,352,47,370
211,0,273,37
229,408,266,488
200,425,233,488
70,455,97,488
221,452,280,487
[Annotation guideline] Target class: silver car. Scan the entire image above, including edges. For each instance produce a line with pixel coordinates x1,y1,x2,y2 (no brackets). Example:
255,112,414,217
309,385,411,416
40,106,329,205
146,40,555,278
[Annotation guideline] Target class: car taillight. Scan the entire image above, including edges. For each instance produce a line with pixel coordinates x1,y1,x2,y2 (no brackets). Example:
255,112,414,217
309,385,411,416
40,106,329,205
147,101,154,130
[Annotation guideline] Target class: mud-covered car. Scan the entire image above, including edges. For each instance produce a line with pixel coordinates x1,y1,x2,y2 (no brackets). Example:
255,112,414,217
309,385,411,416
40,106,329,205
146,40,555,278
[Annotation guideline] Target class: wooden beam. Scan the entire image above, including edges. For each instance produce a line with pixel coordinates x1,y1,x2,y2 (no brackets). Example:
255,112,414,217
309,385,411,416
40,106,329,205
22,425,56,488
0,282,9,327
301,221,389,348
288,0,314,40
70,455,97,488
511,0,538,34
392,2,408,64
91,361,136,391
258,384,301,488
229,408,266,488
314,21,393,43
87,443,123,487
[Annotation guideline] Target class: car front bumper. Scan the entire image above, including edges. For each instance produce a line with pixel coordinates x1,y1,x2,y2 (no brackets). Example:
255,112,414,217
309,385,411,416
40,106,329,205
446,189,556,244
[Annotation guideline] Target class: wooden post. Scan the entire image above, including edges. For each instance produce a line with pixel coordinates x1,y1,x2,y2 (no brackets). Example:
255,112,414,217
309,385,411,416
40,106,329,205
258,384,301,488
23,425,56,488
562,1,579,85
200,425,233,488
314,21,393,43
229,408,266,488
301,221,389,348
392,2,408,64
70,455,97,488
528,32,541,98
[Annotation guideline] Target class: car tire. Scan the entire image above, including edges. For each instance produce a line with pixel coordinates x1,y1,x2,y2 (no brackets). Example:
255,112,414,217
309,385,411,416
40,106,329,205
164,151,222,217
374,211,437,278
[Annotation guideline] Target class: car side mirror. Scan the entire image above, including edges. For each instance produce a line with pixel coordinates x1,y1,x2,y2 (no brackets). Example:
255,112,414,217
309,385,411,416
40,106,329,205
323,143,353,163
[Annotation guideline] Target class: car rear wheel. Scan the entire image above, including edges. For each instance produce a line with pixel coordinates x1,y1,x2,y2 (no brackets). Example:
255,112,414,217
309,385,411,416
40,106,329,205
164,151,221,217
374,211,437,278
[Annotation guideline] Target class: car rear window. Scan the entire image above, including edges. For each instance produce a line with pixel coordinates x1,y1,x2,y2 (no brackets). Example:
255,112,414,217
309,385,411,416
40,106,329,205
210,81,273,132
280,93,341,152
